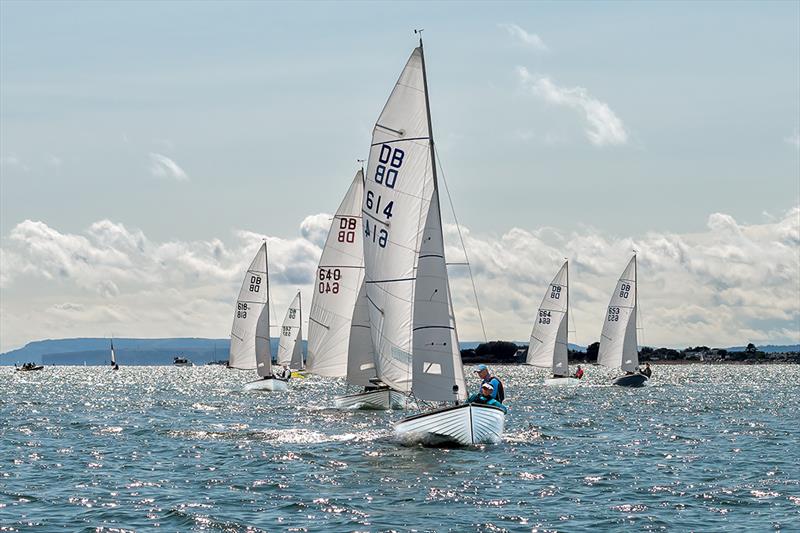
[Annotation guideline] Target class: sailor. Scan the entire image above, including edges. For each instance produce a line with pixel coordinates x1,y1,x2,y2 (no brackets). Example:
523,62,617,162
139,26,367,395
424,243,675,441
574,365,584,379
467,383,508,413
473,364,504,402
640,363,652,378
277,364,292,381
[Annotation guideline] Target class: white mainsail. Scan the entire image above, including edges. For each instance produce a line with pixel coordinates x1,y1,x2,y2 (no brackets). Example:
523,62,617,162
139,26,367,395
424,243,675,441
276,291,303,369
362,47,433,394
230,243,270,371
598,255,638,373
306,171,366,378
526,261,569,375
345,281,378,387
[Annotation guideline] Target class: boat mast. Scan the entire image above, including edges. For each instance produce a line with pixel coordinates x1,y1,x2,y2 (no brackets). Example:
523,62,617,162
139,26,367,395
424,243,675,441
417,31,439,193
565,259,569,356
417,30,461,404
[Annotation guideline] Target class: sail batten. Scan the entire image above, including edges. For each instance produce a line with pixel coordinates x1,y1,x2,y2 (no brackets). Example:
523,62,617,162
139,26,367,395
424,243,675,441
597,256,639,372
229,243,271,374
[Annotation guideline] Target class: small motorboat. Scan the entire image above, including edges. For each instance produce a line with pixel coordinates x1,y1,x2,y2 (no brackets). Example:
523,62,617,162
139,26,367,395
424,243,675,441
612,373,649,387
173,356,193,367
16,362,44,372
334,386,407,410
394,403,506,447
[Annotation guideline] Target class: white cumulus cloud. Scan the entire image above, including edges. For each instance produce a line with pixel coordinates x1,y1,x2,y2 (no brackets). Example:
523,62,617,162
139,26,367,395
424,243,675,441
148,152,189,181
498,23,549,52
517,67,628,146
1,207,798,352
785,130,800,150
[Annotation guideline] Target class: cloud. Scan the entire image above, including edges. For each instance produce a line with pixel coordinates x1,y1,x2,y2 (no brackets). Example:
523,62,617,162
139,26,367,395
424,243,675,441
785,130,800,150
517,67,628,146
0,217,328,351
498,23,548,52
148,152,189,181
1,207,798,352
0,153,30,172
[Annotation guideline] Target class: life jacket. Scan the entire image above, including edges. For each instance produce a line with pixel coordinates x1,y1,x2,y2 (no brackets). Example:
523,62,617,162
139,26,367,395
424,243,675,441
491,377,505,403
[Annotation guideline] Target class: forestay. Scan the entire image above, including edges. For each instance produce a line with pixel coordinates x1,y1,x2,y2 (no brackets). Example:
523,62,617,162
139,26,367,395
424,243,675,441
345,282,378,387
527,261,569,375
362,47,432,394
229,243,270,371
411,193,467,402
306,171,366,378
598,256,638,373
276,291,303,369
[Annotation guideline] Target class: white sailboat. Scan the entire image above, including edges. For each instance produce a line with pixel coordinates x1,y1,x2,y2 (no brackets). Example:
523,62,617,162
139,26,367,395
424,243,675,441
526,261,579,386
276,291,304,371
229,242,287,392
110,338,119,370
597,254,647,387
303,170,403,409
359,38,504,445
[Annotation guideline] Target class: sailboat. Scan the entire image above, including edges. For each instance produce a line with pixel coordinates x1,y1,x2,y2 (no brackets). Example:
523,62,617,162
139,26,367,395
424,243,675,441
276,291,304,373
110,338,119,370
229,242,287,392
525,260,579,385
597,254,647,387
304,170,403,409
360,37,504,446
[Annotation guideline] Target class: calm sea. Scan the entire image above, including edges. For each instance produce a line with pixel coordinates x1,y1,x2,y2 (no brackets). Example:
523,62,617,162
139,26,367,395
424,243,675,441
1,364,798,531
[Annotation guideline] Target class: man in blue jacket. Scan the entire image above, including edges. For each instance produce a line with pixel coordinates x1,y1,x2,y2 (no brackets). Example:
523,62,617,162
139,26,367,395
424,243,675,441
467,383,507,413
473,364,504,402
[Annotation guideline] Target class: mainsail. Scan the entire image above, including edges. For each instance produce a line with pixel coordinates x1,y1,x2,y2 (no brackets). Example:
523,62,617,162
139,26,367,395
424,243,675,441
276,291,303,369
110,339,117,367
306,171,366,378
229,243,270,371
526,261,569,375
362,47,432,394
597,255,638,372
362,44,466,402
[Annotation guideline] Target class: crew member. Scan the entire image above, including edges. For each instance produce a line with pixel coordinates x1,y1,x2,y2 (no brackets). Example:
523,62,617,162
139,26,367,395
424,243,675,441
467,383,508,413
473,364,505,402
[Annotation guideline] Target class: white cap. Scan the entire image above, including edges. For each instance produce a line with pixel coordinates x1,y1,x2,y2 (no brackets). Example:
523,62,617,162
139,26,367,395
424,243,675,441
481,382,494,391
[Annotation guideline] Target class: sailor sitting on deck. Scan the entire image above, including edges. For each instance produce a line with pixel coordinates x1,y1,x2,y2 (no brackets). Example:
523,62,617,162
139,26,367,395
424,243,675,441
276,365,292,381
467,383,508,413
473,364,505,402
574,365,584,379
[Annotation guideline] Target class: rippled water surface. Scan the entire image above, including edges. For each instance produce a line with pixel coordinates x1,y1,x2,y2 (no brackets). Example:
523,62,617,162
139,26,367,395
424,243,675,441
1,364,799,531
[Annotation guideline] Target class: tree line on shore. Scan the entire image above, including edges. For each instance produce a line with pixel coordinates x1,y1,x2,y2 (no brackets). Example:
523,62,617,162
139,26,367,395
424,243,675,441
460,341,800,364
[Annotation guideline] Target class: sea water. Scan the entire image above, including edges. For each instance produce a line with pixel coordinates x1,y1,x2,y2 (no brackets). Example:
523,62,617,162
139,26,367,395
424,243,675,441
1,364,798,531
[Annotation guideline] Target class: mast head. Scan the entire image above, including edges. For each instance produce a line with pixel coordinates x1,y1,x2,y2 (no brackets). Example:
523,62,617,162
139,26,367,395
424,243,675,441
414,28,424,46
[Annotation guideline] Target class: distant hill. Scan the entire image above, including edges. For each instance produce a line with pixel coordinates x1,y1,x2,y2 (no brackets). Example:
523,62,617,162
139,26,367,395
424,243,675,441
2,338,797,366
1,337,277,366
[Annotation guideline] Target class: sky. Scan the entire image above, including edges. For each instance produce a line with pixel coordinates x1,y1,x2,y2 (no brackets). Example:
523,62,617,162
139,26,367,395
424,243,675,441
1,1,798,352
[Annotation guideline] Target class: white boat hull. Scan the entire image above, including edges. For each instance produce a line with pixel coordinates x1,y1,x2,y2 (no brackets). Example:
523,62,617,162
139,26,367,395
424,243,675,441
243,377,289,392
333,388,406,410
394,403,505,447
544,377,581,386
